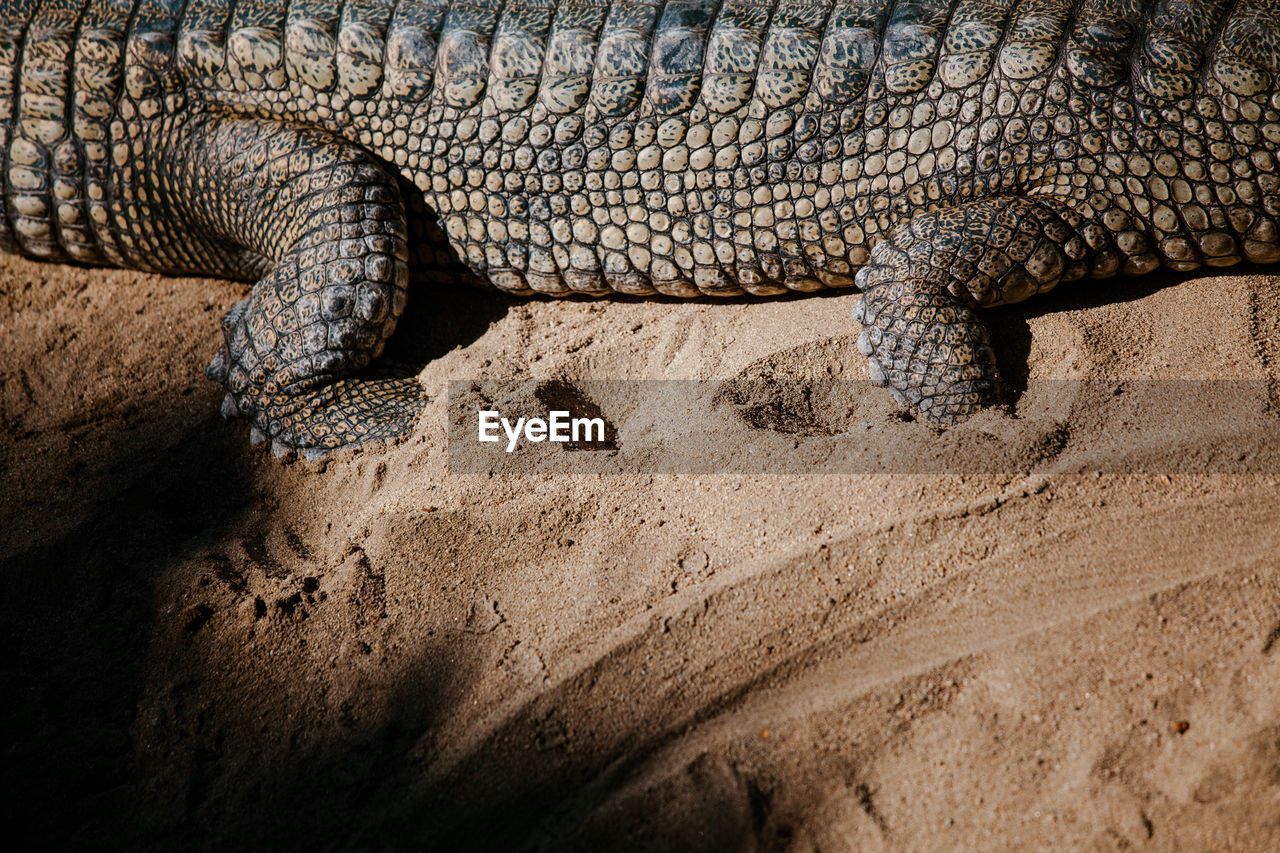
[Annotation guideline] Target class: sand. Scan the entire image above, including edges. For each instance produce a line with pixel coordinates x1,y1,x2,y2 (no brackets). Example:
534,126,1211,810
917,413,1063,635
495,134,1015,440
3,249,1280,850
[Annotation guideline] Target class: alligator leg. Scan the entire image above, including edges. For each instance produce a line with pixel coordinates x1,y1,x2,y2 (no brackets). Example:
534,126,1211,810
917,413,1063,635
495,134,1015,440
159,117,425,456
852,196,1105,424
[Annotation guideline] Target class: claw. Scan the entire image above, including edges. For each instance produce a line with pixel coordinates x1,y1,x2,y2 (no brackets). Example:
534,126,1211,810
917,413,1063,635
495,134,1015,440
249,426,267,446
271,440,291,459
221,297,248,334
856,331,873,356
207,347,228,382
220,392,239,420
300,447,329,462
867,357,888,386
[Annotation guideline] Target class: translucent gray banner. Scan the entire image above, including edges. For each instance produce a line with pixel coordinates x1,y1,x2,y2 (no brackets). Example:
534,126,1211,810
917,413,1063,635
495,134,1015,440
446,379,1280,475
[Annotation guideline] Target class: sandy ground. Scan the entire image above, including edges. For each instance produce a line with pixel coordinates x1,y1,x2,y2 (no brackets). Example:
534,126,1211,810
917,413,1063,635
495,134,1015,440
3,248,1280,851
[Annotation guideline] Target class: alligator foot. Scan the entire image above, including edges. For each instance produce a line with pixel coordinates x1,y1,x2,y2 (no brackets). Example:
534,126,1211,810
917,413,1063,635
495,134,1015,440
853,275,1006,423
215,374,424,460
161,117,427,454
208,321,427,458
851,196,1104,424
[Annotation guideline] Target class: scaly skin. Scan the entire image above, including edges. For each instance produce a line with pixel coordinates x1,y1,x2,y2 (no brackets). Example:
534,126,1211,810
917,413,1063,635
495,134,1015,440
1,0,1278,452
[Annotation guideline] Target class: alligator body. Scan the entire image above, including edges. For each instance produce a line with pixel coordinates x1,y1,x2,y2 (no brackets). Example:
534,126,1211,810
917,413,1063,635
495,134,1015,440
2,0,1278,453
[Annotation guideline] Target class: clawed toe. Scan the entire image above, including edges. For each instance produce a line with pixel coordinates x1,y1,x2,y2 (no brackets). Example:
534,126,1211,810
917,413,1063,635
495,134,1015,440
207,346,229,383
854,279,1004,423
866,356,888,386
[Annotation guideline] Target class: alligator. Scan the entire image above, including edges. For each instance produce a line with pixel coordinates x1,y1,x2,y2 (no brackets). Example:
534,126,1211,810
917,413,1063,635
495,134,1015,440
2,0,1278,456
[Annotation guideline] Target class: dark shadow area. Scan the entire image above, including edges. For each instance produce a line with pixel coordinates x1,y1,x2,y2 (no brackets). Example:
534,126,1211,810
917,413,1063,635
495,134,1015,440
385,178,518,367
134,640,462,853
85,611,776,853
0,382,487,853
385,272,517,367
1,406,257,850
